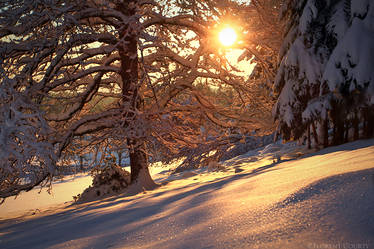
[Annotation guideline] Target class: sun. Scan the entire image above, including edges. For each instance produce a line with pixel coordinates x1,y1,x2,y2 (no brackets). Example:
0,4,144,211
218,27,237,47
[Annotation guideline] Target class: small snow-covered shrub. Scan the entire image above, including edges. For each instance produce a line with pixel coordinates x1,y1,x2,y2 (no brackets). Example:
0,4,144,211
75,158,130,203
207,161,226,172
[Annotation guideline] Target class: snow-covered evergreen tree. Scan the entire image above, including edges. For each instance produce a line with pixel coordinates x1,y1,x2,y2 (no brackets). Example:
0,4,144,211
273,0,335,144
274,0,374,147
322,0,374,143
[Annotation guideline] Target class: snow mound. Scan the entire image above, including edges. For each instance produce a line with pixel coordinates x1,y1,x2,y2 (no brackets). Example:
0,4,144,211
75,164,130,203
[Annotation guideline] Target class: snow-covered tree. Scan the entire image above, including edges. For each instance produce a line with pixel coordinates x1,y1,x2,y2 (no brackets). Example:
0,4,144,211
0,0,157,198
239,0,284,134
322,0,374,143
273,0,374,148
0,77,57,198
273,0,334,145
1,0,271,198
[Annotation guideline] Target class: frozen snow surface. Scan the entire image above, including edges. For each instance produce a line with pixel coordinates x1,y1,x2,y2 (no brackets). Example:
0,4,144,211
1,139,374,248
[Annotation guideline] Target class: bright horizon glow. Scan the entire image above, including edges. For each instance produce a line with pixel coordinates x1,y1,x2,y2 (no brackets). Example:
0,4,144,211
218,27,237,46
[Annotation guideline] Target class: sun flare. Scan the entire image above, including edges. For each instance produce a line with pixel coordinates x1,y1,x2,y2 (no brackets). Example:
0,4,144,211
218,27,237,47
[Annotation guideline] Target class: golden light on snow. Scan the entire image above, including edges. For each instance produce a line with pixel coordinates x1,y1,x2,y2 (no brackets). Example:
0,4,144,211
218,27,237,46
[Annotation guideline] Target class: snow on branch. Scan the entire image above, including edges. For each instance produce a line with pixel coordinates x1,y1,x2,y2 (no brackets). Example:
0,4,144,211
0,77,56,199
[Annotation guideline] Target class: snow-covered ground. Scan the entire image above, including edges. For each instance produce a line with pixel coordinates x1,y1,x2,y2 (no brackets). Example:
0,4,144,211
0,173,92,217
1,139,374,249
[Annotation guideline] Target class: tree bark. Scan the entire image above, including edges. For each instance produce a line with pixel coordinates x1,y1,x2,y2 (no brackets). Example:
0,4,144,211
79,156,84,172
353,112,359,140
367,109,374,138
128,141,158,189
344,121,349,143
118,151,122,167
311,121,319,148
118,1,158,190
336,122,345,145
331,103,344,145
307,125,311,149
323,117,329,148
129,144,145,183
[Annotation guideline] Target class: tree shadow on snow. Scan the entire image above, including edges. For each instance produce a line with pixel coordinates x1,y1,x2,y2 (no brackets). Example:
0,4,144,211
0,159,284,249
1,139,373,249
299,138,374,159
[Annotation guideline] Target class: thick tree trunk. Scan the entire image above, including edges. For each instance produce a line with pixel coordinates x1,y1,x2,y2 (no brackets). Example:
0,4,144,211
128,141,158,190
118,1,158,191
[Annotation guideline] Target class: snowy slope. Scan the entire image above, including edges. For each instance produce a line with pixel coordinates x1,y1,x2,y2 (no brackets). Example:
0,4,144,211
0,173,92,217
0,139,374,249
